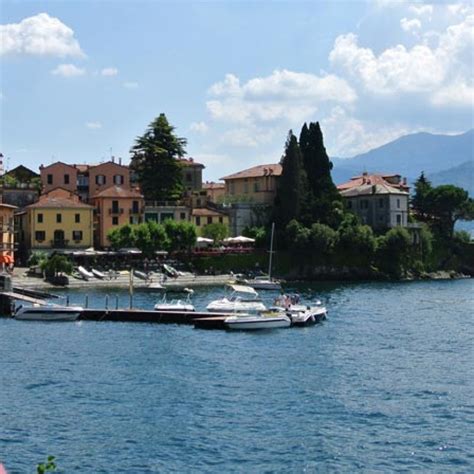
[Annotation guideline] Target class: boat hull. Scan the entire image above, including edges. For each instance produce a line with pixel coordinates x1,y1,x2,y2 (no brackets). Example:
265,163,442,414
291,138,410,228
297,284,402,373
207,301,267,313
224,315,290,330
15,306,83,322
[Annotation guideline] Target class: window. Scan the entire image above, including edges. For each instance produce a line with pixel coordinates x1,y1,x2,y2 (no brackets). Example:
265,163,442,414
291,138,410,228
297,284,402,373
72,230,83,241
360,200,369,209
347,201,352,209
244,179,249,194
64,174,70,185
56,213,62,223
254,180,260,192
196,216,201,226
47,174,53,185
112,200,119,213
397,198,401,208
132,200,139,213
35,231,46,242
37,213,43,223
112,217,119,225
219,217,223,224
180,212,186,220
186,173,193,183
114,175,124,185
396,214,402,225
75,213,80,223
207,216,213,225
230,182,235,195
96,175,106,185
379,198,384,208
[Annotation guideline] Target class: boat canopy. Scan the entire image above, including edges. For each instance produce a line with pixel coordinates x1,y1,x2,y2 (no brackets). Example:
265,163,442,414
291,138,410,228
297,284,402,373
228,284,258,295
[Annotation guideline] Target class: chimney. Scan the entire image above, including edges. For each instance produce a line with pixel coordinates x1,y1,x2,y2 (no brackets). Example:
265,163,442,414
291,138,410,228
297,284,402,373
118,157,122,166
263,168,268,176
269,168,273,176
111,155,115,163
403,177,407,186
362,171,368,177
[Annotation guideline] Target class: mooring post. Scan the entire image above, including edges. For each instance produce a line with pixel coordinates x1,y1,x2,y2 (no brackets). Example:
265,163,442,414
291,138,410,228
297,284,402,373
85,295,89,308
66,295,70,307
0,274,13,317
129,269,134,309
115,295,119,310
105,294,109,310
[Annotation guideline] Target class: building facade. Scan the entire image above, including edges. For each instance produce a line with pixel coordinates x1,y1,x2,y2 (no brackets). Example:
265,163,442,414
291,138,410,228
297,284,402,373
191,207,229,236
18,188,94,254
0,165,40,208
92,186,144,248
0,202,17,269
337,173,410,229
180,158,205,194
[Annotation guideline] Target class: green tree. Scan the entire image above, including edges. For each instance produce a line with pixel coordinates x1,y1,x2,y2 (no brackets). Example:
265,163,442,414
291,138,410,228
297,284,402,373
242,226,267,248
130,113,186,201
40,255,73,277
285,219,310,252
164,220,197,252
411,171,433,221
299,122,342,225
201,222,228,242
309,223,337,258
426,185,474,237
107,224,135,250
274,132,308,228
336,214,376,265
376,227,412,277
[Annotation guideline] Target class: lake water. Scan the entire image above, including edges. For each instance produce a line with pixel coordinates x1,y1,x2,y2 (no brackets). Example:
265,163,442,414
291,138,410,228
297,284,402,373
1,279,473,473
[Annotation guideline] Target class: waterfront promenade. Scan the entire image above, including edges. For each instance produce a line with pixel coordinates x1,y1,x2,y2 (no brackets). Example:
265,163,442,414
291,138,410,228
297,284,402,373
11,268,232,291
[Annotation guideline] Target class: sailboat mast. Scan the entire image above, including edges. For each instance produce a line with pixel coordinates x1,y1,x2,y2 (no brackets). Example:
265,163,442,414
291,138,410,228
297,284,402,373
268,222,275,279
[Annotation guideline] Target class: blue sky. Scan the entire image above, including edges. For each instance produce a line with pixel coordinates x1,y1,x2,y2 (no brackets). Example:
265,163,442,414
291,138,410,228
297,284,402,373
1,1,473,181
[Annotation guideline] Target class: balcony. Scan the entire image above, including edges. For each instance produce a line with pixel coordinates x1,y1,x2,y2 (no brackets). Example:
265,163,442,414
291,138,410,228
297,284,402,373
129,207,143,214
51,239,69,248
108,208,124,215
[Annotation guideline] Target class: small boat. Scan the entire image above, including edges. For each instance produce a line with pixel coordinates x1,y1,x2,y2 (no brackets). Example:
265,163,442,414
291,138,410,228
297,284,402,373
133,270,149,280
15,304,83,322
288,306,327,326
206,284,267,313
78,266,94,281
238,275,282,290
154,293,195,312
92,269,106,279
224,313,291,330
272,294,327,326
162,264,179,278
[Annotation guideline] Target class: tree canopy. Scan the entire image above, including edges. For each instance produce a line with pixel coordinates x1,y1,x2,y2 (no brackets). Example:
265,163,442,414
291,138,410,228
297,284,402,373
130,113,186,201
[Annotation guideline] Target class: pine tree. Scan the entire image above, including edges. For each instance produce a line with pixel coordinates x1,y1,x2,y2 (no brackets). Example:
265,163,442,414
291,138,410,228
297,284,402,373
130,113,186,201
274,131,308,228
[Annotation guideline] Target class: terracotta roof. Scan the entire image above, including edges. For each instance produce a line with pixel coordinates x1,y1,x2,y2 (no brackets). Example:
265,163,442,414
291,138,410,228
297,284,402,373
26,197,94,209
178,157,204,168
89,160,128,171
74,164,90,172
0,203,18,210
40,161,77,171
93,185,143,199
340,183,409,197
337,173,409,191
191,207,227,217
221,163,282,181
203,182,225,190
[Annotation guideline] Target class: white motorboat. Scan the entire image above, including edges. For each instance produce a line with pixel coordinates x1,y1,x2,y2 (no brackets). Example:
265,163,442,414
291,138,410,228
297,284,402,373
92,269,106,279
238,275,282,291
206,284,267,313
133,270,149,280
224,313,291,330
15,304,83,322
272,294,327,326
154,293,195,312
78,266,94,281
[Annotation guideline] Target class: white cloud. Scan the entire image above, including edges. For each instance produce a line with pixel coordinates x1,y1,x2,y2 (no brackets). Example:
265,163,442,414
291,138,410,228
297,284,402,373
85,121,102,129
206,70,356,125
329,13,474,98
221,127,276,148
123,81,139,89
101,67,118,76
431,79,474,107
400,17,422,33
0,13,84,57
51,63,85,77
190,121,209,133
408,5,433,17
321,106,411,157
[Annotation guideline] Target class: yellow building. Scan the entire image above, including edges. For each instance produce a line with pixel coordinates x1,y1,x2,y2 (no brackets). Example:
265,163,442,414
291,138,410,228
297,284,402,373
191,207,229,236
18,188,94,253
221,163,282,204
0,202,17,269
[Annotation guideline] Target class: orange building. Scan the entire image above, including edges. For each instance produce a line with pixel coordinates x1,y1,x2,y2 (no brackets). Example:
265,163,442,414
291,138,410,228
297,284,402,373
203,181,225,203
40,162,79,195
92,186,144,248
88,161,131,198
0,202,17,269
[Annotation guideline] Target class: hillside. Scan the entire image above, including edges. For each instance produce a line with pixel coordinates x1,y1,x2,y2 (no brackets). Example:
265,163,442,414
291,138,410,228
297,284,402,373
332,129,474,186
428,160,474,196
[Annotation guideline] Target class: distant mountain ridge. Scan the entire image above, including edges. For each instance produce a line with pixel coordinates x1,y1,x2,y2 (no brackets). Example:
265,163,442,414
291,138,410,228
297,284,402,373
331,130,474,191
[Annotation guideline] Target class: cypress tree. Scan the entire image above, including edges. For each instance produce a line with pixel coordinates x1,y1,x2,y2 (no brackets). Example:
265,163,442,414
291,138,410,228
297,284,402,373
411,172,432,221
274,131,308,228
299,121,341,225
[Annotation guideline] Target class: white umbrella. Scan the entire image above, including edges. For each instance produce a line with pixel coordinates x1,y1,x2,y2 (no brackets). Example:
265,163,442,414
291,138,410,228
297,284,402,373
224,236,255,243
197,237,214,243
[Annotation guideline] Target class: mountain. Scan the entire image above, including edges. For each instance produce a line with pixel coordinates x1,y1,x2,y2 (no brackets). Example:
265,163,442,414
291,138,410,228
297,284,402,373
331,129,474,186
428,160,474,196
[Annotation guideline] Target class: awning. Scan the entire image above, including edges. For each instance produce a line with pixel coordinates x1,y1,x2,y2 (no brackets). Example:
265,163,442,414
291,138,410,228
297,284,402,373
0,254,14,264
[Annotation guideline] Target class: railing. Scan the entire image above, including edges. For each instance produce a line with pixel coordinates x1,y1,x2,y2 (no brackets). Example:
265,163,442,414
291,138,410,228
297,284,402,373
108,208,124,215
129,208,143,214
51,239,69,248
